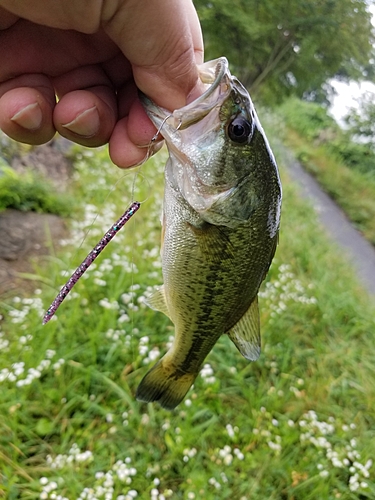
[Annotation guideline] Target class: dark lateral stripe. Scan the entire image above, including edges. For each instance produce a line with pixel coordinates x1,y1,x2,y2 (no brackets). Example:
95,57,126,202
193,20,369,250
180,330,220,373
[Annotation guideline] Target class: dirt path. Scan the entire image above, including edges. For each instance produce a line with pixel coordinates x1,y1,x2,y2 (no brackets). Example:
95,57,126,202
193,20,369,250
280,145,375,297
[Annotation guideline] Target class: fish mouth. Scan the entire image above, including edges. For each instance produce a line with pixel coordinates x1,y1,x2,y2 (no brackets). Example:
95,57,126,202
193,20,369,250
140,58,240,219
140,57,232,135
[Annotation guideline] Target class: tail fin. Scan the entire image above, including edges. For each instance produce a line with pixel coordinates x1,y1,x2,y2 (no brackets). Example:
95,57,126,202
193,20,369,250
136,359,197,410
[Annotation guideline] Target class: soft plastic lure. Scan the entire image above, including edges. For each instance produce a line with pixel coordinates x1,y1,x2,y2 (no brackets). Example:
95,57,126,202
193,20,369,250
43,201,141,324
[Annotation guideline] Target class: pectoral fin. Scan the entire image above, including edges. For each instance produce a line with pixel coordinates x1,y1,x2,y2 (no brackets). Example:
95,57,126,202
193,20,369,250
227,296,260,361
188,221,235,262
145,285,170,318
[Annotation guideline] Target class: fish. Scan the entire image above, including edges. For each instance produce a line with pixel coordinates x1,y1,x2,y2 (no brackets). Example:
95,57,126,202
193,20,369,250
136,57,282,410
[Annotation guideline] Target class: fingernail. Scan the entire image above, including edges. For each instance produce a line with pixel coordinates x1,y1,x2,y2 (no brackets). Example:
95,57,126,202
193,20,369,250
11,102,43,130
62,106,100,138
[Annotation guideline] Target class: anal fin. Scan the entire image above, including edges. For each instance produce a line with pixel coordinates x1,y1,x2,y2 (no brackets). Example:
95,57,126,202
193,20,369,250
227,296,260,361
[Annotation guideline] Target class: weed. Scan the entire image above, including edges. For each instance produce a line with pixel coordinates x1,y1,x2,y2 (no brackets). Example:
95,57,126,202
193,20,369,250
0,164,75,216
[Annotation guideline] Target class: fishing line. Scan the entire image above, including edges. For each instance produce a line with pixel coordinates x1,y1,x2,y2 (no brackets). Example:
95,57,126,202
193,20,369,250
60,167,139,269
122,115,170,365
127,129,166,363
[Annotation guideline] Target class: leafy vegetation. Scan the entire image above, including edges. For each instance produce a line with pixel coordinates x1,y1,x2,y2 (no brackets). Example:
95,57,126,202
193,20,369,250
344,91,375,146
194,0,375,103
272,98,375,244
1,143,374,499
278,97,375,176
276,98,340,141
0,162,74,216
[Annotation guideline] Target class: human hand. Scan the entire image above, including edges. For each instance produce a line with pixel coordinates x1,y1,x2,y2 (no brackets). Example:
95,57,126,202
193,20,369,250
0,0,204,167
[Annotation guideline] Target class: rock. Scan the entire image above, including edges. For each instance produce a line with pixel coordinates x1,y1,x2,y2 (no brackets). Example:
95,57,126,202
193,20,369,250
11,139,73,192
0,209,67,260
0,209,67,296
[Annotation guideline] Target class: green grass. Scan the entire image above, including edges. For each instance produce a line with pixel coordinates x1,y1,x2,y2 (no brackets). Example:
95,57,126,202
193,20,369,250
0,142,375,500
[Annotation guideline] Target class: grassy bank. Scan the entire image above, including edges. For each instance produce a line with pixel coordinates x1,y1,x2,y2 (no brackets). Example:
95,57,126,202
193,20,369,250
281,128,375,246
269,99,375,247
0,143,374,500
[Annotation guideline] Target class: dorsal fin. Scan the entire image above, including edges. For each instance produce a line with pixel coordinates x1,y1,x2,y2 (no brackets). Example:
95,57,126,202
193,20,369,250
227,296,260,361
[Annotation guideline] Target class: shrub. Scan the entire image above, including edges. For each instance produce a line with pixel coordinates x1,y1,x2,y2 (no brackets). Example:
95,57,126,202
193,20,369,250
278,98,375,176
0,163,74,216
278,98,340,141
330,138,375,175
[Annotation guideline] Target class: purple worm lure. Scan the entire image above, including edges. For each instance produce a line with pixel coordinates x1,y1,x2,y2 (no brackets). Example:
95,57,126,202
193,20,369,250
43,201,141,325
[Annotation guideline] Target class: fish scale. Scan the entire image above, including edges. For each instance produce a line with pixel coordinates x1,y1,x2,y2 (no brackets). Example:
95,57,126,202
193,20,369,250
136,57,281,410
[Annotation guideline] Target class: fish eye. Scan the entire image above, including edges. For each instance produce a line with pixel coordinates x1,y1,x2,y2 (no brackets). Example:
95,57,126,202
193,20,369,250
227,116,253,144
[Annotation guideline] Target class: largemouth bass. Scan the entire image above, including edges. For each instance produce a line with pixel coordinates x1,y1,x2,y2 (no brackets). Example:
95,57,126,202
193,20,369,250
136,57,281,410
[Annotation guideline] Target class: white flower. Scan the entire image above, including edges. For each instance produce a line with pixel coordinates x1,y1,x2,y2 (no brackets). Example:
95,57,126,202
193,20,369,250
226,424,235,437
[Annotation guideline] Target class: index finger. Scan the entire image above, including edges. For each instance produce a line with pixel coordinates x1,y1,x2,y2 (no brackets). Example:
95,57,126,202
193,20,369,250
103,0,204,110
